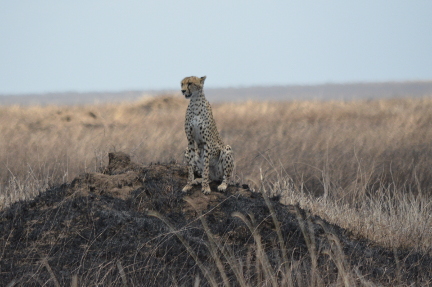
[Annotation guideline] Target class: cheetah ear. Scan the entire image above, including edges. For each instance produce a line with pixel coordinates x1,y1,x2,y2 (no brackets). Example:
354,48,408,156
200,76,207,85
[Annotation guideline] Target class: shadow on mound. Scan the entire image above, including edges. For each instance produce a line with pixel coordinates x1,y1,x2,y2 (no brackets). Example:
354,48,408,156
0,152,431,286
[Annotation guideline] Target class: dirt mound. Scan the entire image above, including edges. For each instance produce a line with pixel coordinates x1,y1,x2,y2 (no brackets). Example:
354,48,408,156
130,95,186,114
0,152,431,286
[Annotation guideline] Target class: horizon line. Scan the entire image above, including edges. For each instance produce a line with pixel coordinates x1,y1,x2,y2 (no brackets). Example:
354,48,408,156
1,79,432,97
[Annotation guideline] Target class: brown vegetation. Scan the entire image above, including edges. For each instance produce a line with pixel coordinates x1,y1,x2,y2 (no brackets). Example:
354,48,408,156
0,95,432,285
1,152,431,286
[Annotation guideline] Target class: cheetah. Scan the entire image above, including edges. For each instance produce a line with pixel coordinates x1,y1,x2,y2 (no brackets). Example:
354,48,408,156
181,76,234,194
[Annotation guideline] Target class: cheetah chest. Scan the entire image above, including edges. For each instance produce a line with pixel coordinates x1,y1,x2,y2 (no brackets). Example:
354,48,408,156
189,114,207,144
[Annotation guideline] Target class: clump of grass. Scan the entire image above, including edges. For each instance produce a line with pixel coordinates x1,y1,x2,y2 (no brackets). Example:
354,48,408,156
264,166,432,254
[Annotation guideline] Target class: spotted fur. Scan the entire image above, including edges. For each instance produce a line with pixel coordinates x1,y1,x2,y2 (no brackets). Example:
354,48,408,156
181,76,234,194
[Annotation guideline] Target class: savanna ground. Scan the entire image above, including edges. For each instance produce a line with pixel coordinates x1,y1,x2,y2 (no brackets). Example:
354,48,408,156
1,94,432,286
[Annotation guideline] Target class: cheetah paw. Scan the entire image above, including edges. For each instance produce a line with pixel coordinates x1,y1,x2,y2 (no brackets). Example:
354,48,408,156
182,184,193,192
191,178,202,185
217,182,228,192
202,185,211,195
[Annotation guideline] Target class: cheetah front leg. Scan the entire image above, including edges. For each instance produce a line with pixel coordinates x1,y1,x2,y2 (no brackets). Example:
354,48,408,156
182,146,197,192
217,145,234,192
201,146,211,195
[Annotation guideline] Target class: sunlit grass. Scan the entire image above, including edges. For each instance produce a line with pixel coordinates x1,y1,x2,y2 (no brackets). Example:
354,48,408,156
1,95,432,255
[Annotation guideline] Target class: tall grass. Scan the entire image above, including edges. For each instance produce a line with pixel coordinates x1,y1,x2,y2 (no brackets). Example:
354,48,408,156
145,195,375,287
1,95,432,254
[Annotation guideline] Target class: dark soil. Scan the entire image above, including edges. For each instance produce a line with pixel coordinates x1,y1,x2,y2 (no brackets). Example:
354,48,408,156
1,152,431,286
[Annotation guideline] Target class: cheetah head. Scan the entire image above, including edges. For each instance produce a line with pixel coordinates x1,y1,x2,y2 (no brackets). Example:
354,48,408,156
181,76,206,99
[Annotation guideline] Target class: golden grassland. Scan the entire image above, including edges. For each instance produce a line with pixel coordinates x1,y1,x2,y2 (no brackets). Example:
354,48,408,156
1,95,432,254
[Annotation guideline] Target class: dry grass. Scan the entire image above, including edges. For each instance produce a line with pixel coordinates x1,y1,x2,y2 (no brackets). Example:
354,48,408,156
1,95,432,255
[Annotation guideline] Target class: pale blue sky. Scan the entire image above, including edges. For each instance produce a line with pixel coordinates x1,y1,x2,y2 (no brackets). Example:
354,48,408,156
1,1,431,94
